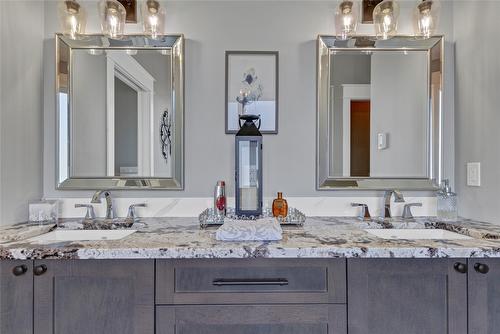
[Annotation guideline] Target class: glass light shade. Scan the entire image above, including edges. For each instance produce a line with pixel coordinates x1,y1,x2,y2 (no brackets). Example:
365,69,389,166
98,0,126,39
335,1,359,40
58,0,87,40
373,0,400,40
142,0,166,39
414,0,440,39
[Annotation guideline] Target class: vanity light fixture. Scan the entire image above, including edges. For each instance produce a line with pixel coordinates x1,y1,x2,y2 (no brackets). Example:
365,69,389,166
335,1,359,40
373,0,400,40
142,0,166,39
58,0,87,40
414,0,439,39
98,0,126,39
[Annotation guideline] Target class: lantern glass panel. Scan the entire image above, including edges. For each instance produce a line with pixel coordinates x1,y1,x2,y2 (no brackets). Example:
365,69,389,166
237,140,260,212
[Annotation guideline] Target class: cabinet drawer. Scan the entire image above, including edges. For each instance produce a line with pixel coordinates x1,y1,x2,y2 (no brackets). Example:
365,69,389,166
156,304,347,334
156,259,346,304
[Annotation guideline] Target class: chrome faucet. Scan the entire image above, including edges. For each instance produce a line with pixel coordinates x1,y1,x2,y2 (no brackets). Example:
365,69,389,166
383,190,405,219
91,190,115,219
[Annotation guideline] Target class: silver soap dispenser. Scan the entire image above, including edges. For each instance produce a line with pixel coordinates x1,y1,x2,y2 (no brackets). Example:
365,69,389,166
437,179,458,221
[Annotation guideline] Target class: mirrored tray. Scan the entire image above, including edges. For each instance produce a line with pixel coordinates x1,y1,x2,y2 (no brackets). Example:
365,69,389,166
199,207,306,229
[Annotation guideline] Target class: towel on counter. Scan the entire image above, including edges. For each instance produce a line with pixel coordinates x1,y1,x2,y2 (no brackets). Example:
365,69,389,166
215,218,283,241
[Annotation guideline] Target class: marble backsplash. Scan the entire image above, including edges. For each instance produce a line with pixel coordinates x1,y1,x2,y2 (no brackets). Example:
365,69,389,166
48,196,437,219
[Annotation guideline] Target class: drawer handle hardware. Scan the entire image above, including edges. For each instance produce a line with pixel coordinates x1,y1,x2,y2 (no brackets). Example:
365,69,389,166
12,265,28,276
212,278,289,286
453,262,467,274
474,263,489,274
34,264,47,276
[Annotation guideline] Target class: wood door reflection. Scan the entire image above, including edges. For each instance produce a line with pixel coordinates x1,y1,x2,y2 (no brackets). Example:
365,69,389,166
350,101,370,177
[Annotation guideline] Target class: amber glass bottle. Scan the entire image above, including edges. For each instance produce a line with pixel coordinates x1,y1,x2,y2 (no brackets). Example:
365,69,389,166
272,192,288,218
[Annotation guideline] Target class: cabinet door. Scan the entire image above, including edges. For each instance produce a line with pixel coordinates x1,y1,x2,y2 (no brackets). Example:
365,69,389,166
33,259,154,334
156,304,347,334
468,259,500,334
348,259,467,334
0,260,33,334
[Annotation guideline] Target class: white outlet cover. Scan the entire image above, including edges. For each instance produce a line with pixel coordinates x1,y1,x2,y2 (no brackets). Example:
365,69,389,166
467,162,481,187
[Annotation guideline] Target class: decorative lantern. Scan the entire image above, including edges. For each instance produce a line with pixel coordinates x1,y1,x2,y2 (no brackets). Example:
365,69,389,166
235,115,263,218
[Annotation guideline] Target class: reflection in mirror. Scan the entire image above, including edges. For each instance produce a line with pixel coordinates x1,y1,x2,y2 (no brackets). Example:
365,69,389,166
330,50,428,178
56,34,184,189
317,36,443,190
71,49,172,178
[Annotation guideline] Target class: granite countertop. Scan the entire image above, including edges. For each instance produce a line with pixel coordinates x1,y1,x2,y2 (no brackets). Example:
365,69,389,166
1,217,500,259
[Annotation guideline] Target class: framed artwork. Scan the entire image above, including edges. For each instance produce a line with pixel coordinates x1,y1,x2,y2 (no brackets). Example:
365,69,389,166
118,0,138,23
362,0,383,23
225,51,279,134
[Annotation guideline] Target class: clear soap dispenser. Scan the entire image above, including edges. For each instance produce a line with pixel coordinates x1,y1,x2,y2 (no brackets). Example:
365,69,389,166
437,179,458,221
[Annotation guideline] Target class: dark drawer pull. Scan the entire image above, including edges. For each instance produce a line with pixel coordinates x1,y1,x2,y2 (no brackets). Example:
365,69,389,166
212,278,289,286
34,264,47,276
12,265,28,276
474,263,489,274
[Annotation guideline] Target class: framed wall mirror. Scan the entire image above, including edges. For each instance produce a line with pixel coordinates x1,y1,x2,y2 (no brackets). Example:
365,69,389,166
317,35,443,190
56,34,184,189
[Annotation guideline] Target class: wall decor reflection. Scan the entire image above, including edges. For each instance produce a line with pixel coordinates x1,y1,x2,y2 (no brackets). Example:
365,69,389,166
225,51,279,134
362,0,383,23
117,0,137,23
160,109,172,163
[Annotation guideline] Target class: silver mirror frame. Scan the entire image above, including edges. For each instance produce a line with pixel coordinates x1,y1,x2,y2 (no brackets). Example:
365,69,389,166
316,35,444,190
55,33,184,190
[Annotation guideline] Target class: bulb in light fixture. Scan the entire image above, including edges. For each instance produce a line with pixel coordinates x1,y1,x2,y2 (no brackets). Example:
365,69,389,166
373,0,400,40
98,0,126,39
414,0,439,39
335,1,358,40
142,0,166,39
58,0,86,40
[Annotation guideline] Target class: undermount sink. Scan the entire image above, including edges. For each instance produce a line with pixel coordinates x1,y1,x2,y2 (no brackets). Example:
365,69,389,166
28,229,137,243
365,229,473,240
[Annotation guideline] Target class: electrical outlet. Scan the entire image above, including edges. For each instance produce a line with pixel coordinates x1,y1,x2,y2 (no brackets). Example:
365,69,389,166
467,162,481,187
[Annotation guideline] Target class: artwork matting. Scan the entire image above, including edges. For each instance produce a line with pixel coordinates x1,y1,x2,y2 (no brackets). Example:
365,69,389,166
225,51,279,134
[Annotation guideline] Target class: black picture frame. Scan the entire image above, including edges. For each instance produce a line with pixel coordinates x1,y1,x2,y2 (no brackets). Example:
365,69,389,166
225,51,279,134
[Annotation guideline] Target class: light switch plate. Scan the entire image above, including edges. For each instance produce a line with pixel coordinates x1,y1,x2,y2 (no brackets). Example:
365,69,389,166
377,133,387,150
467,162,481,187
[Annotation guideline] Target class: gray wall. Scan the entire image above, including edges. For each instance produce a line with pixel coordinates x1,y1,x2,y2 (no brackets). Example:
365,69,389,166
454,1,500,223
71,51,107,176
370,52,428,177
133,52,172,177
0,1,44,225
41,0,455,199
330,54,371,176
114,78,138,175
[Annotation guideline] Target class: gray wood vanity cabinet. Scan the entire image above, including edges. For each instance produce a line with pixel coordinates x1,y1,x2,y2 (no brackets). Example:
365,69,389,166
347,259,468,334
468,258,500,334
0,260,33,334
155,259,347,334
32,259,155,334
3,257,500,334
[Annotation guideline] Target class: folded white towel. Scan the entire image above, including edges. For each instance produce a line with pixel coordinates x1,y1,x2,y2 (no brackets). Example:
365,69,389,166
215,218,283,241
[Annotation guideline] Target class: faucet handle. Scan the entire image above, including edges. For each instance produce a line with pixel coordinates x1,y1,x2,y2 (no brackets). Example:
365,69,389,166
402,203,422,219
351,203,371,220
75,204,96,220
127,203,147,220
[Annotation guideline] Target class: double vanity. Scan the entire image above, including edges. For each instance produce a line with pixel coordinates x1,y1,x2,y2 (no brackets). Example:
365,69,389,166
2,216,500,334
0,14,494,334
